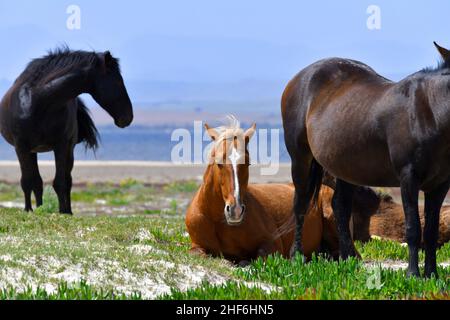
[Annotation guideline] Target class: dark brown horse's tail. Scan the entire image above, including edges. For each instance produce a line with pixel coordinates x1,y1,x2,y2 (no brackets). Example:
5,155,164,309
273,213,295,240
307,158,324,210
273,158,323,240
76,98,99,151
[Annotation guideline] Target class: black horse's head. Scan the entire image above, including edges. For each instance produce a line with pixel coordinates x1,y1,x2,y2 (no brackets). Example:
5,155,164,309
90,51,133,128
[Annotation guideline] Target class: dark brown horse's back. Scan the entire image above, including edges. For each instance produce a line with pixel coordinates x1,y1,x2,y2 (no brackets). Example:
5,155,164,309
282,58,392,145
282,58,391,117
283,58,401,187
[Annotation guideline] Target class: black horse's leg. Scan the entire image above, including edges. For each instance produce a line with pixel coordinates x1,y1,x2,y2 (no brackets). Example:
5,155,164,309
399,167,421,277
16,149,42,211
31,155,43,208
423,181,449,278
53,143,74,214
332,179,356,259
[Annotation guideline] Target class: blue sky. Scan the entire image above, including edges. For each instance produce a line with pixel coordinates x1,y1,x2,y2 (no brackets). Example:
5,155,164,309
0,0,449,103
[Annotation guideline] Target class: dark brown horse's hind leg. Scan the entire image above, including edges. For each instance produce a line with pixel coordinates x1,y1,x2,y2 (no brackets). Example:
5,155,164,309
16,149,42,211
292,188,307,257
399,166,421,277
290,157,313,258
53,143,75,214
332,179,357,259
423,181,449,278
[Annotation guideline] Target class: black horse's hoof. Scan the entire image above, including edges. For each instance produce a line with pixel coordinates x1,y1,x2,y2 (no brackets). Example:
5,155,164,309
338,242,361,260
340,250,361,260
238,260,251,267
289,244,301,257
290,248,306,263
424,269,438,279
406,268,421,278
424,272,438,279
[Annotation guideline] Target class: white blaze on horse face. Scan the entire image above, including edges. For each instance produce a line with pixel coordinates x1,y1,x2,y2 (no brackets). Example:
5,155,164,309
229,147,241,203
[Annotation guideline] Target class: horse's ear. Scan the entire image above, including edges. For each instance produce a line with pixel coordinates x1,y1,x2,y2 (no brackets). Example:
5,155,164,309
434,41,450,61
104,51,115,68
98,51,113,70
244,123,256,142
205,123,219,141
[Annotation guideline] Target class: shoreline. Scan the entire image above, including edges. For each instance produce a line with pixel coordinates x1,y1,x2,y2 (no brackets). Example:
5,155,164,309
0,161,292,184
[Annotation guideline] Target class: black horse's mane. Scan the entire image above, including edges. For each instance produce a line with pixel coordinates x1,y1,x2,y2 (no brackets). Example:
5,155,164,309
16,46,120,86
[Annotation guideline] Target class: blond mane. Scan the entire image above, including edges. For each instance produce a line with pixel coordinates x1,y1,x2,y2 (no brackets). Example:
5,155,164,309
208,115,247,163
215,115,244,143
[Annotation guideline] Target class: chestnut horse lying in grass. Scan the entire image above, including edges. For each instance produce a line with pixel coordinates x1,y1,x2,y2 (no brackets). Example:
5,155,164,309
185,118,327,265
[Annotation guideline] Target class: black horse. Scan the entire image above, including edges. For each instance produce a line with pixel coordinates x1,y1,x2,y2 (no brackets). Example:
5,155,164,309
282,42,450,278
0,48,133,214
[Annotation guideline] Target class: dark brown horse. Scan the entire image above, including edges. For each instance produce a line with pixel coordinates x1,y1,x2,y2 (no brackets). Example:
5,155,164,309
0,48,133,214
282,42,450,277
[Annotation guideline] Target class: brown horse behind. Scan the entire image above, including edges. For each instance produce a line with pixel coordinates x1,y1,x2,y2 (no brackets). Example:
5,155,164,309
279,185,450,257
350,193,450,246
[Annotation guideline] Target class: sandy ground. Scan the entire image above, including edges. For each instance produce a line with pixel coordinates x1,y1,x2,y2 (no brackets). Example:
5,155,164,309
0,161,292,184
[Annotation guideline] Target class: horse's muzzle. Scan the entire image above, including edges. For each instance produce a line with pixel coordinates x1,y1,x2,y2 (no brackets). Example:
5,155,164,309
115,115,133,128
224,203,246,226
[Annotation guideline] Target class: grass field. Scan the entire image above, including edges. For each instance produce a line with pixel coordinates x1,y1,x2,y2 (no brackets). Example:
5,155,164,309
0,181,449,300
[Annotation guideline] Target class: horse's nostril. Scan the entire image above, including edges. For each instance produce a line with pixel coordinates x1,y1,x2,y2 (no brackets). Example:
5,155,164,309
226,205,231,213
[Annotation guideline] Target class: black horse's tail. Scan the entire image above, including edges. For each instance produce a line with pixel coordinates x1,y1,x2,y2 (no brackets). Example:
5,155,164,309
76,98,99,151
307,158,324,210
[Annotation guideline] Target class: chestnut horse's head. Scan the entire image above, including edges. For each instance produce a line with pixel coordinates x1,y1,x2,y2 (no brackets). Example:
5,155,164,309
205,117,256,226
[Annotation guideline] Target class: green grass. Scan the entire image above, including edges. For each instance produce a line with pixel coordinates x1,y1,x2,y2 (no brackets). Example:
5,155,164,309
163,181,199,194
71,180,155,204
143,209,162,215
0,181,448,300
165,199,179,215
163,281,276,300
0,207,233,300
0,183,22,201
356,238,450,263
163,253,449,300
34,187,59,214
0,280,141,300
